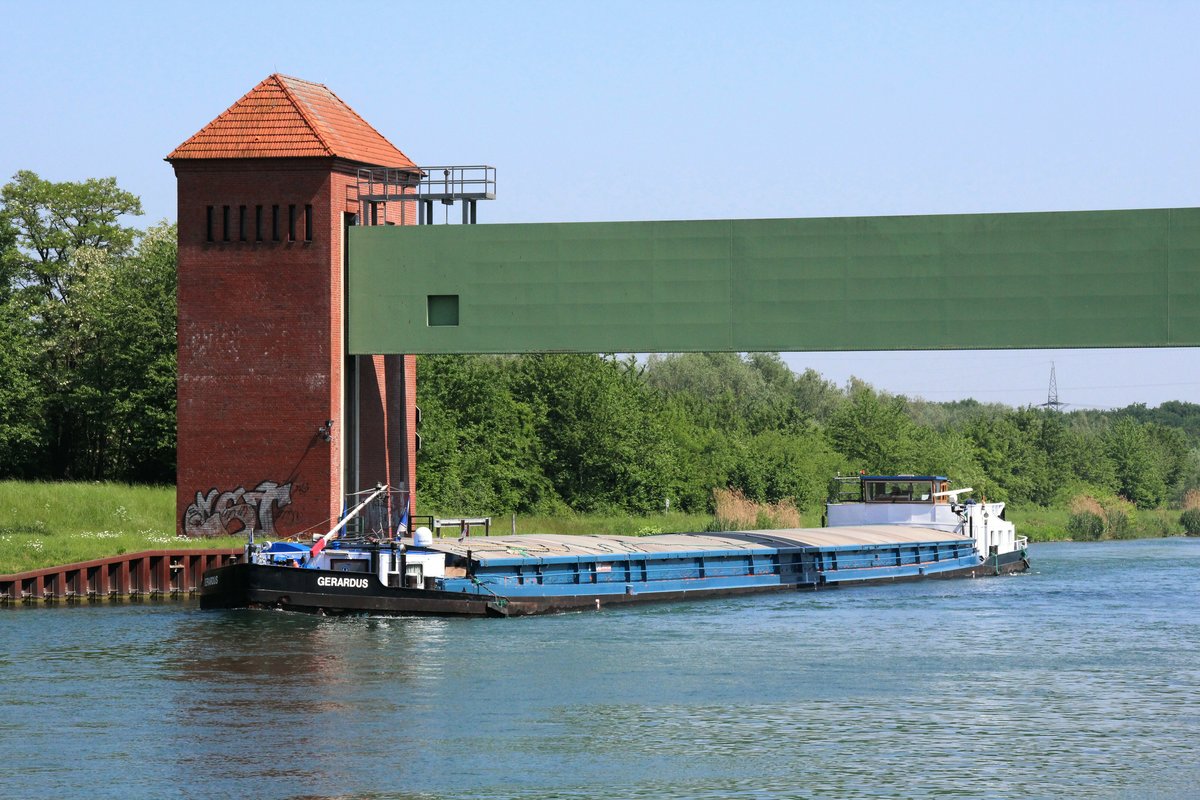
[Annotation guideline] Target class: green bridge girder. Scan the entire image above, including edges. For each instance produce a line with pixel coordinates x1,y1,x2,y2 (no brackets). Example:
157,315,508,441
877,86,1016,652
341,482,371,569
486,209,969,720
347,208,1200,355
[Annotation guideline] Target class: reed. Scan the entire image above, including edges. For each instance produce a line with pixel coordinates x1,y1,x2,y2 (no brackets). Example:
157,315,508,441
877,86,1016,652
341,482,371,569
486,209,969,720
708,488,803,531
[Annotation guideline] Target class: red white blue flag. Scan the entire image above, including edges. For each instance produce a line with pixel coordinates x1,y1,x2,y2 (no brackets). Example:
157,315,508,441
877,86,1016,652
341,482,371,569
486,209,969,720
396,498,410,538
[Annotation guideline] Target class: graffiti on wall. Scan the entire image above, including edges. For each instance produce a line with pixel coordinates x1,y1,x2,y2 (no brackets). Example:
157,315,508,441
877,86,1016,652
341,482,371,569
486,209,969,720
183,480,294,538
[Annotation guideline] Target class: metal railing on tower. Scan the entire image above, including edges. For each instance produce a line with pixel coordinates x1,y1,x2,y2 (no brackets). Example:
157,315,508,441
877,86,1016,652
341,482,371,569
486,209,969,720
356,165,496,226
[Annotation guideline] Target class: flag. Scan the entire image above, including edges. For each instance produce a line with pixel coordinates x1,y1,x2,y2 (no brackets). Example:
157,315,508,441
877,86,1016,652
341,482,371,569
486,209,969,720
396,498,410,538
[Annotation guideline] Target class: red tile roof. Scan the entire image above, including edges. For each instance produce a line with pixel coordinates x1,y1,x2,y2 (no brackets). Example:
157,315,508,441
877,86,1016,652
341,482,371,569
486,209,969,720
167,74,416,168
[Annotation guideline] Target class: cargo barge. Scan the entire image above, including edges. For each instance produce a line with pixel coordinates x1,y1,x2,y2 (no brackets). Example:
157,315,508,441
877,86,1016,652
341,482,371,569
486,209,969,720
200,476,1029,617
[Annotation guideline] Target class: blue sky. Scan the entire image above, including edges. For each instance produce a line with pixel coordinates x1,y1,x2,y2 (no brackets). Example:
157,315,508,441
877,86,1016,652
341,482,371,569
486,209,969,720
2,1,1197,408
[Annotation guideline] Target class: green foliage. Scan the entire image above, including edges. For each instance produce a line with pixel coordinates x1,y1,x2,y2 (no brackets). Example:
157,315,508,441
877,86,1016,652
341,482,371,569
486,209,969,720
61,221,178,481
1140,513,1175,538
0,170,159,482
511,354,676,513
0,297,42,473
415,349,1200,524
1180,508,1200,536
1,170,143,302
910,427,986,492
967,410,1051,504
416,354,555,514
906,397,1007,432
727,428,841,508
1114,401,1200,448
1005,505,1071,541
1169,450,1200,506
1106,507,1135,539
1105,418,1167,509
1060,428,1119,495
827,387,918,473
1066,512,1105,541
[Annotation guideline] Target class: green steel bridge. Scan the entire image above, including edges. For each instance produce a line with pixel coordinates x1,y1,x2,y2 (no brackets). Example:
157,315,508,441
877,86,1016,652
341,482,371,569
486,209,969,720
347,208,1200,356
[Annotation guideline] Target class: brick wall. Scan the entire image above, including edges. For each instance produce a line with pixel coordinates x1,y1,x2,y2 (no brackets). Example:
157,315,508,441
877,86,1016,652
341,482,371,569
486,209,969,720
173,158,416,539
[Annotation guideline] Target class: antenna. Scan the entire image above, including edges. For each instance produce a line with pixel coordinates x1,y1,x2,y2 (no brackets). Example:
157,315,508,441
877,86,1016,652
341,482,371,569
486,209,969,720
1040,362,1068,410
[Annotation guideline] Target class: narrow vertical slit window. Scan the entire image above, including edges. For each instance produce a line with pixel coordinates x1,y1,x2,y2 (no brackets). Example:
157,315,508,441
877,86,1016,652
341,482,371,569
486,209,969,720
272,205,280,241
238,205,247,241
304,204,313,242
255,205,263,241
222,205,230,241
205,206,214,242
288,204,296,242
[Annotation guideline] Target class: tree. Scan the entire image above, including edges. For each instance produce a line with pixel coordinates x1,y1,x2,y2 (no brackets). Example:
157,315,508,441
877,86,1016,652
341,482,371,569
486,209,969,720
827,387,918,473
1104,418,1167,509
1060,427,1118,496
791,366,843,423
1144,423,1189,491
2,171,142,306
70,222,178,481
0,211,42,473
727,427,842,508
909,427,987,494
966,411,1050,504
416,354,555,514
652,394,733,512
513,354,677,513
0,171,143,478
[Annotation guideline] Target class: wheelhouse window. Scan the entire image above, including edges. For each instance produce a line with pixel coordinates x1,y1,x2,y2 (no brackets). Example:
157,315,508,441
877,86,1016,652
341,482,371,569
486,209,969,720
864,479,936,503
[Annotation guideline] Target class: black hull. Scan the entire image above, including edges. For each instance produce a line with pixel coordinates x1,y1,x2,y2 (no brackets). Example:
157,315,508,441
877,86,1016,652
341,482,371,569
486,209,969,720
201,549,1029,618
200,563,507,616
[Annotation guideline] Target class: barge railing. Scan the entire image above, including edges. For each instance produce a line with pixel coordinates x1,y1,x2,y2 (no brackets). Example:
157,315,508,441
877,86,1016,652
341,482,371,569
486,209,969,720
433,517,492,538
403,515,493,537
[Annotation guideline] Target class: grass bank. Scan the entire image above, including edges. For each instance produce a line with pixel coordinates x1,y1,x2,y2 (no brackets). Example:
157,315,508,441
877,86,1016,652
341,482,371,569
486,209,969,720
0,481,243,575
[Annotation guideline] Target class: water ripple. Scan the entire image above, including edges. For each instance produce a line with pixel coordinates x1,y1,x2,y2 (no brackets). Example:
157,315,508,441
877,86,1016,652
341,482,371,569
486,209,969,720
1,538,1198,799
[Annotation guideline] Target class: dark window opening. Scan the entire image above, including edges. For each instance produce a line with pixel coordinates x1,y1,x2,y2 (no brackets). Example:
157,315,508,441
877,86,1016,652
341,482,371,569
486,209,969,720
255,205,263,241
238,205,247,241
272,205,280,241
305,204,313,242
205,206,214,242
427,295,460,327
288,204,297,242
222,205,230,241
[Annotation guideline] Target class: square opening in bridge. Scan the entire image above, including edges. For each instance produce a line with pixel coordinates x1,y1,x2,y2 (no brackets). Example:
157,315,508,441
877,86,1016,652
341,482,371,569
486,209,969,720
427,295,459,327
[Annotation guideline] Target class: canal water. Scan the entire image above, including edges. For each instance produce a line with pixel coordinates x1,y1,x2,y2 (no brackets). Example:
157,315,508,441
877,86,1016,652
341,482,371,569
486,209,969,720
2,538,1197,799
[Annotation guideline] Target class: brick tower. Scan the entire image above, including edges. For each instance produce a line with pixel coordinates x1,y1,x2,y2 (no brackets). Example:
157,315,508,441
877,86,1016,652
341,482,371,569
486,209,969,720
167,74,418,539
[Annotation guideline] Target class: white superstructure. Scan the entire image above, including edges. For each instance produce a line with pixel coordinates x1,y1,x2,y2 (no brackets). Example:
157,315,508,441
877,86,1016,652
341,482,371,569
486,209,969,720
826,475,1026,558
